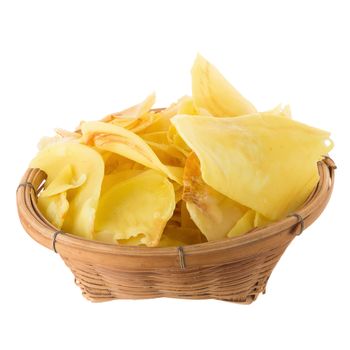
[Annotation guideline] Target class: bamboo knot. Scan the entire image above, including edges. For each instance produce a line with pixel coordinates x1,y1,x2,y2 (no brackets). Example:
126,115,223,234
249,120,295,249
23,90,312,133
178,246,186,269
288,213,304,236
52,230,64,253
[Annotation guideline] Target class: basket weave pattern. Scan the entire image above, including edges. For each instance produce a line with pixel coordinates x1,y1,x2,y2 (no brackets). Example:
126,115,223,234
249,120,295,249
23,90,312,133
16,157,335,303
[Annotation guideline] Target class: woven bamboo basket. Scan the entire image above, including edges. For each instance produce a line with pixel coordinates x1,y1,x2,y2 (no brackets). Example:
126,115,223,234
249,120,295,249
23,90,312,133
16,156,336,304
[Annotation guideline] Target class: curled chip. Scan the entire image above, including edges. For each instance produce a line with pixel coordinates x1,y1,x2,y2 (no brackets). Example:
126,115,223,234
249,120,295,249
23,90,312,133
183,153,246,241
80,121,183,184
172,113,333,221
37,164,86,229
94,169,175,247
30,143,104,238
191,54,256,117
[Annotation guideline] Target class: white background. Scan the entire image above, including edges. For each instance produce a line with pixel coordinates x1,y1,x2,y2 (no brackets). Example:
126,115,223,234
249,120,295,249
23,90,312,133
1,1,349,349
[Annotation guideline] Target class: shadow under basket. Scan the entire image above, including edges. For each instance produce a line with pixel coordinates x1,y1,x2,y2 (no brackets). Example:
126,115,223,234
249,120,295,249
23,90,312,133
16,157,336,304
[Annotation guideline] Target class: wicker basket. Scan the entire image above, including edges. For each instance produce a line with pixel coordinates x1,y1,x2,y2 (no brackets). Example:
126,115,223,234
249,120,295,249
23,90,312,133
16,157,336,304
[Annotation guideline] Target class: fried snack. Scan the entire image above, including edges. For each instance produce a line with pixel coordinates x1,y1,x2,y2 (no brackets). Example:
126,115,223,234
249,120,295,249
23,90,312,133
30,143,104,238
94,170,175,247
192,54,256,117
80,121,183,184
183,153,246,241
172,113,333,220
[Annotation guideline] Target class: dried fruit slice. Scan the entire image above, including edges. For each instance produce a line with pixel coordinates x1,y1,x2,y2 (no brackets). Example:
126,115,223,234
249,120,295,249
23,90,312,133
37,164,86,229
159,226,203,246
80,121,183,184
100,94,162,134
183,153,246,241
100,151,137,174
38,193,69,229
101,169,144,195
39,164,86,198
102,93,155,122
192,54,256,117
94,169,175,247
30,143,104,238
227,210,256,237
172,114,333,220
140,132,186,167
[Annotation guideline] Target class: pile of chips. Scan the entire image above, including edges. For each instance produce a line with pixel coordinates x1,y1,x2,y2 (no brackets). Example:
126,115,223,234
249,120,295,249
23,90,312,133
30,55,333,247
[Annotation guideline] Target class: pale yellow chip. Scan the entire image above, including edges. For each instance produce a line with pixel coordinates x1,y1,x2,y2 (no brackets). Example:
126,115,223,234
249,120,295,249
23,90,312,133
99,150,137,174
139,96,194,134
172,114,333,220
38,128,81,151
191,54,257,117
182,153,246,241
80,121,183,184
227,209,256,237
227,210,272,238
37,193,69,229
102,93,155,121
100,93,162,134
37,164,86,228
101,169,144,195
39,164,86,198
30,143,104,238
140,131,187,165
94,169,175,247
159,226,203,246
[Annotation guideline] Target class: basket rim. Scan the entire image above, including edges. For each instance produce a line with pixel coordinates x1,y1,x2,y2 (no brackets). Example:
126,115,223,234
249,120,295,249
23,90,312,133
17,156,336,262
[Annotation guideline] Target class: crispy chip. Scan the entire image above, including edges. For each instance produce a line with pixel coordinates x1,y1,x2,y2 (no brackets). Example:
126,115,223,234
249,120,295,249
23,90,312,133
94,169,175,247
182,153,246,241
39,164,86,198
31,143,104,238
102,93,156,121
172,114,333,220
80,121,183,184
192,54,256,117
37,193,69,229
227,210,256,237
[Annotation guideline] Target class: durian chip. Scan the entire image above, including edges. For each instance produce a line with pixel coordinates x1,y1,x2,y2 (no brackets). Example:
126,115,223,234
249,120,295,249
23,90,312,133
80,121,183,184
39,164,86,198
101,169,144,195
102,93,156,122
191,54,257,117
37,164,86,228
172,114,333,221
167,124,192,157
160,226,203,246
182,153,246,241
30,143,104,238
37,192,69,229
94,169,175,247
227,209,256,237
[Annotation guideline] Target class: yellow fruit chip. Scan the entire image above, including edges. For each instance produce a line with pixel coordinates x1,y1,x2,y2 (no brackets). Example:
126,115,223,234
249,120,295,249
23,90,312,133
183,153,246,241
192,54,257,117
80,121,183,184
172,113,332,220
30,143,104,238
94,169,175,247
